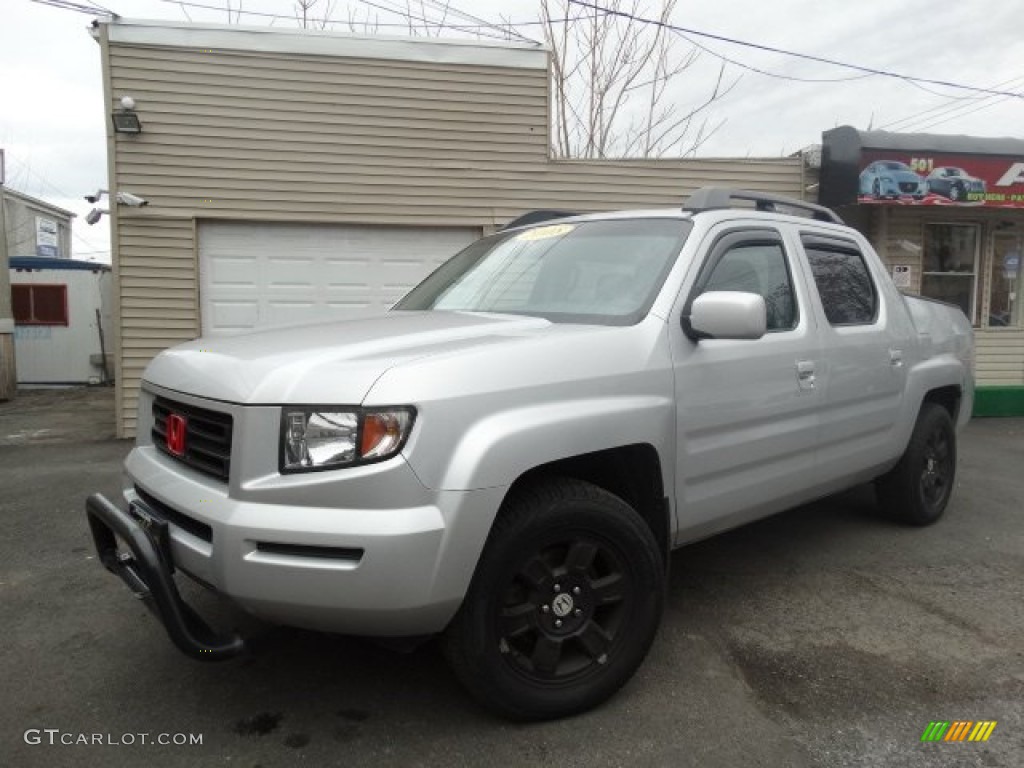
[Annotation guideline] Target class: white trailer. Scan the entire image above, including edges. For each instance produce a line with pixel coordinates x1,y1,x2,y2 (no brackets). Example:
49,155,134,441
9,257,113,386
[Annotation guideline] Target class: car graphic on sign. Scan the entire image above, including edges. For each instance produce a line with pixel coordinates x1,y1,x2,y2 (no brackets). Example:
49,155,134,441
925,167,986,202
859,160,928,199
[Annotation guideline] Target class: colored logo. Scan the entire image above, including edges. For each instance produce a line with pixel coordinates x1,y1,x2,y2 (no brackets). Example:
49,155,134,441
921,721,997,742
166,413,188,457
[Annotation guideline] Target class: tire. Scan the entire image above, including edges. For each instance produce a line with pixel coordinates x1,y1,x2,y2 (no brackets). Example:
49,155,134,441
950,183,964,202
872,179,881,198
443,478,665,720
876,403,957,526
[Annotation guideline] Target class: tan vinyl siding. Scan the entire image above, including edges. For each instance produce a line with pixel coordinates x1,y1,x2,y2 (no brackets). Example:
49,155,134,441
104,31,805,436
975,330,1024,386
115,217,197,435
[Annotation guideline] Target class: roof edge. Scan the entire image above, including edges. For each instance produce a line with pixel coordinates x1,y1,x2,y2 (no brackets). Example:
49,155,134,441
9,256,110,272
96,18,548,70
1,187,76,219
824,125,1024,157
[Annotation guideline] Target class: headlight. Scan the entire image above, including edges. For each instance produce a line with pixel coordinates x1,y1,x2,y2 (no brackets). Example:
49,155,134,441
281,407,415,472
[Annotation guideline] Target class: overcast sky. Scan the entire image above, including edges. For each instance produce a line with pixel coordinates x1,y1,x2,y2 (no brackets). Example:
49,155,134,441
3,0,1022,262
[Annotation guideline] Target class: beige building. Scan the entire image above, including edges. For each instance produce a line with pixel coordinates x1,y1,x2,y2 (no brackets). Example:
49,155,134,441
92,19,806,437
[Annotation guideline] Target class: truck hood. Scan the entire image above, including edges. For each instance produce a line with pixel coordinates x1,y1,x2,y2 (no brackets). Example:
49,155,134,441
143,311,561,404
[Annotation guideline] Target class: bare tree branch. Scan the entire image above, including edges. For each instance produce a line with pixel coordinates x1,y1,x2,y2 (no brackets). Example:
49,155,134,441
541,0,737,158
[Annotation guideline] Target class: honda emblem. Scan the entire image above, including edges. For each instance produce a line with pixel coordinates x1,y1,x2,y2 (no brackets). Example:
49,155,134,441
166,413,188,456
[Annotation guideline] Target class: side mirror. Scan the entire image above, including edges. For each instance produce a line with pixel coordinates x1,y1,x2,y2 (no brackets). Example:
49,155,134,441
685,291,767,341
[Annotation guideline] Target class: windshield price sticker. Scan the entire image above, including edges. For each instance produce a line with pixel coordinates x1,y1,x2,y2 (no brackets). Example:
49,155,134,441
516,224,575,242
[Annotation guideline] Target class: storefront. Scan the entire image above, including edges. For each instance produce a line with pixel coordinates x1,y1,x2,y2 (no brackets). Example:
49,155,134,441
820,126,1024,416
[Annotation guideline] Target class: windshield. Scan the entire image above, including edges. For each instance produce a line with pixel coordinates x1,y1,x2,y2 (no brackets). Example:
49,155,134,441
394,218,691,325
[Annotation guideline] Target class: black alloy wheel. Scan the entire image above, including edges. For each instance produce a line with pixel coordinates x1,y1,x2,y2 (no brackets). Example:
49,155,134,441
876,403,957,526
443,478,664,720
498,534,629,682
919,419,954,511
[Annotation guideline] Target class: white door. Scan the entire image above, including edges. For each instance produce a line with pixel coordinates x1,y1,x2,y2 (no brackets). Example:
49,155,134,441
198,222,479,335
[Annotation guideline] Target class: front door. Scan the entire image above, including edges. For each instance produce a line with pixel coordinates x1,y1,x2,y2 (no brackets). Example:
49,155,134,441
670,224,822,543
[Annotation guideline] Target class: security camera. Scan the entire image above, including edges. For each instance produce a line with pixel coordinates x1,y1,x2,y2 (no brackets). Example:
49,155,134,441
85,189,108,204
116,191,149,207
85,208,108,225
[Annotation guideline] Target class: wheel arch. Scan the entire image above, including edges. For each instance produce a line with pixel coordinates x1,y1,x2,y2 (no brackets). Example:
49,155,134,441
498,444,671,564
922,384,962,423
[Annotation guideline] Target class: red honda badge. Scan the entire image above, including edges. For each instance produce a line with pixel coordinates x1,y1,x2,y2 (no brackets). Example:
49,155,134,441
166,413,188,456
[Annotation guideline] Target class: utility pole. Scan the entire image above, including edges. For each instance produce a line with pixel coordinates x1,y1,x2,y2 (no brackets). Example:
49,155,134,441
0,148,17,401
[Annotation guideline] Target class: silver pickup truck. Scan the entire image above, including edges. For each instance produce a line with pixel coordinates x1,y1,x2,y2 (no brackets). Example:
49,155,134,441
86,188,973,720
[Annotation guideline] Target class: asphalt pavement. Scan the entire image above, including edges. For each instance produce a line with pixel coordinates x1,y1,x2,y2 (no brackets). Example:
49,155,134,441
1,388,1021,767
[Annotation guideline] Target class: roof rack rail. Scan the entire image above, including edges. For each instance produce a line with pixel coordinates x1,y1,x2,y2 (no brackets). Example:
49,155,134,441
683,187,844,225
502,210,579,230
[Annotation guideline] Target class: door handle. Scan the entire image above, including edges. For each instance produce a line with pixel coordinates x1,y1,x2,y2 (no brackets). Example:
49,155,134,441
889,349,904,367
796,360,816,391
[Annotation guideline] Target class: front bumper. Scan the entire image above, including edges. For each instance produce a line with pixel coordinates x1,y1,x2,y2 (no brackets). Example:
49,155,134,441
86,493,244,661
91,442,507,645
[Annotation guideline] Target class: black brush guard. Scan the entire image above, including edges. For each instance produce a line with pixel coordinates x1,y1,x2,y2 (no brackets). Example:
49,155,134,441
85,493,244,661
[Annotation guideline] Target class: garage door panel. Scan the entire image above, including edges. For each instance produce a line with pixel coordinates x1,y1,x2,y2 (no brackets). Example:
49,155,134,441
209,301,259,331
199,222,478,335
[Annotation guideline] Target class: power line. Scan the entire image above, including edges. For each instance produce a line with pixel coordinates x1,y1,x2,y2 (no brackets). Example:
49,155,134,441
567,0,1024,100
148,0,534,39
666,27,872,84
912,91,1021,133
351,0,518,42
29,0,114,16
417,0,539,44
879,75,1024,132
84,0,118,15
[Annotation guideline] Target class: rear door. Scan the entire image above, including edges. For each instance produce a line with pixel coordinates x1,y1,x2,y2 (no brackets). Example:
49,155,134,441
798,231,910,481
670,223,823,541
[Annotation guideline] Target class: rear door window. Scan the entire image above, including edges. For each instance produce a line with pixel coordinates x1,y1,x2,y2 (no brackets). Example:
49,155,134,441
802,236,878,325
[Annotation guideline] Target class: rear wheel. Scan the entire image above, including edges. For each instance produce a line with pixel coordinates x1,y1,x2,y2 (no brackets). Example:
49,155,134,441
443,478,664,720
876,403,957,526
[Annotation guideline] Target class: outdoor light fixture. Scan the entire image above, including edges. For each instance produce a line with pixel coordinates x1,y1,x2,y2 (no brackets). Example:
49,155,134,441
112,111,142,134
112,95,142,134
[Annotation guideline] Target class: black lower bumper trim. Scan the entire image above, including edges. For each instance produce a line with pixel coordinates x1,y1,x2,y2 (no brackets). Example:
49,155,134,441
86,493,244,661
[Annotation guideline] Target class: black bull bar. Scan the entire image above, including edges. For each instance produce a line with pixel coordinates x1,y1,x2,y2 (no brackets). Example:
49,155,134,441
86,493,244,661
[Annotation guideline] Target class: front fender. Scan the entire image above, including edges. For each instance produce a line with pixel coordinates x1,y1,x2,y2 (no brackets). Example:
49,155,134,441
407,395,676,493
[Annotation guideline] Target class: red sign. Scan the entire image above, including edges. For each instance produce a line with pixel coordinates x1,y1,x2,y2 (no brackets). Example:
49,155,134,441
166,413,188,457
858,150,1024,208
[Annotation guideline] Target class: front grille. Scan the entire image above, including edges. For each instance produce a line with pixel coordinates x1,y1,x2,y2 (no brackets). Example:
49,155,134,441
152,395,233,482
134,486,213,543
899,181,920,193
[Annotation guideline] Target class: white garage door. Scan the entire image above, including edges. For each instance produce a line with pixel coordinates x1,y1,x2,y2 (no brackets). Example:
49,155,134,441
198,222,480,335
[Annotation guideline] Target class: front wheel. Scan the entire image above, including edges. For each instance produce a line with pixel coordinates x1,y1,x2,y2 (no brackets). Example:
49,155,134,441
443,478,665,720
876,403,957,526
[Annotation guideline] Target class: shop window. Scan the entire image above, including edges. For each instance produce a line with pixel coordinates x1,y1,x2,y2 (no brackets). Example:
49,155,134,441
11,284,69,326
988,233,1023,328
921,223,978,324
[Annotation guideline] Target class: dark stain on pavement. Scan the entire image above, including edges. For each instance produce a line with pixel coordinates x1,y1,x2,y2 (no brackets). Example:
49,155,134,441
234,712,283,736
